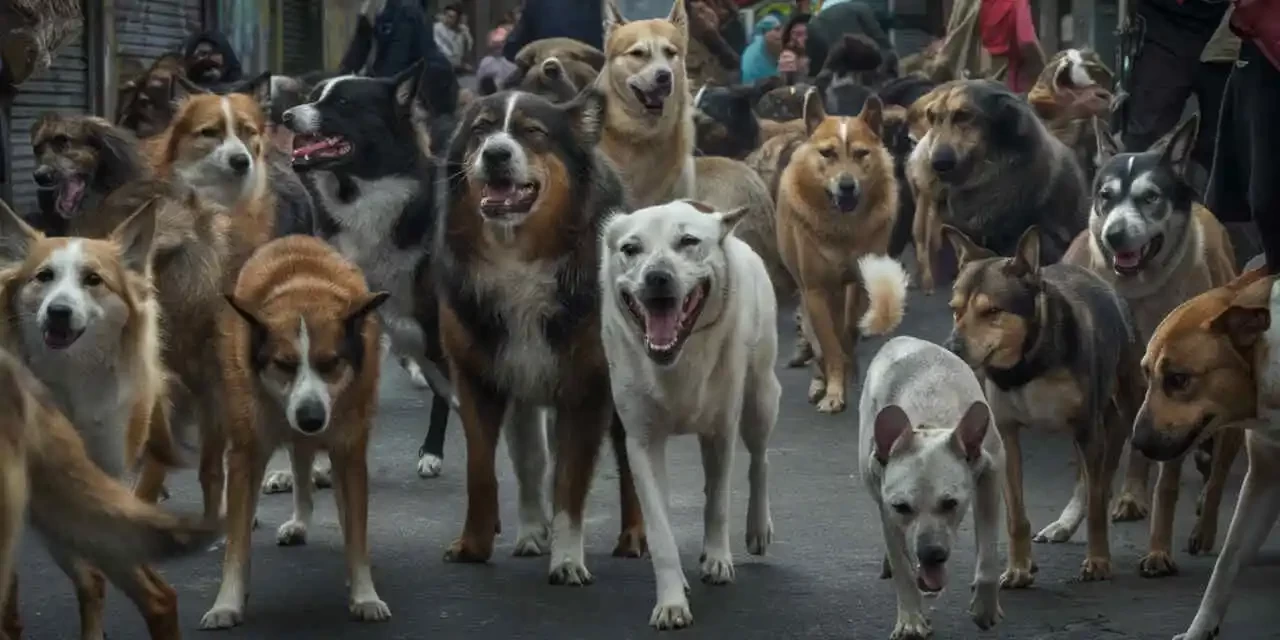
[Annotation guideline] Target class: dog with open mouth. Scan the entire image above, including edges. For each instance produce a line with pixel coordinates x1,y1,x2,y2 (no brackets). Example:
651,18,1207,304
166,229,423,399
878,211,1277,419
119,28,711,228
27,113,148,237
1062,113,1242,578
600,199,779,630
1027,47,1116,184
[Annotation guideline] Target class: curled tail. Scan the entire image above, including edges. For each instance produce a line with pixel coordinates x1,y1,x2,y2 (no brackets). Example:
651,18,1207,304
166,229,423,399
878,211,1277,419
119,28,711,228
856,254,909,336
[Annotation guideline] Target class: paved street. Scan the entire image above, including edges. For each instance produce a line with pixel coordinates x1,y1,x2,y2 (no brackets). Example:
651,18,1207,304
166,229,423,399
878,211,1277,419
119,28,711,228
13,290,1280,639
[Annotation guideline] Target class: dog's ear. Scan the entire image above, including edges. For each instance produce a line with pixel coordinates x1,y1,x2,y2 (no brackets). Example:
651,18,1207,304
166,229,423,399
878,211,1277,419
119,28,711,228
392,60,424,109
1210,304,1271,350
231,71,273,106
1006,226,1042,276
604,1,628,38
718,206,749,241
1093,117,1121,165
941,224,993,266
859,94,884,138
981,88,1029,146
667,0,688,35
173,75,209,99
225,294,271,370
802,87,826,136
0,198,41,265
873,404,914,464
1151,114,1199,180
564,87,606,146
110,198,159,274
347,291,391,323
950,401,991,463
751,75,785,102
600,212,629,253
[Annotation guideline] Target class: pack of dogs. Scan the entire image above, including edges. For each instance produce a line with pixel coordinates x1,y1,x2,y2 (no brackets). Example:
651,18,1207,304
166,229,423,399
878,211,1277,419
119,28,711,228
0,2,1271,639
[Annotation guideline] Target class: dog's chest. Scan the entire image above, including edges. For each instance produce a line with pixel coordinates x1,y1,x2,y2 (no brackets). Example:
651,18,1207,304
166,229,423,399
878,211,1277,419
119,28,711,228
986,369,1085,429
1256,280,1280,444
29,359,133,477
471,255,566,401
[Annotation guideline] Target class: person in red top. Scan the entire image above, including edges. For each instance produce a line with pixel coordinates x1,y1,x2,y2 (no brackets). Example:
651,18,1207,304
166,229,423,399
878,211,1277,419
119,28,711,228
1207,0,1280,274
979,0,1042,93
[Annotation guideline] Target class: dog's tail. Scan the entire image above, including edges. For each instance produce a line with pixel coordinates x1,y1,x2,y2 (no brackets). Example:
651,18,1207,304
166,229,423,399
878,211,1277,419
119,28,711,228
856,254,909,336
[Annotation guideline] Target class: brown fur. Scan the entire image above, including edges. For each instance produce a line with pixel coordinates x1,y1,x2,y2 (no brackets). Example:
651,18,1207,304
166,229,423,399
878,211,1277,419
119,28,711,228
506,38,606,100
693,155,791,296
116,53,204,140
1027,49,1114,182
904,82,953,294
28,113,149,229
776,90,897,414
755,83,810,122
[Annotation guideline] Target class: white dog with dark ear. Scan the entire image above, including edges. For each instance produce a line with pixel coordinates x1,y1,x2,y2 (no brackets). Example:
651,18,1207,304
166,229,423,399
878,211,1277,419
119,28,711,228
599,199,780,631
859,336,1006,640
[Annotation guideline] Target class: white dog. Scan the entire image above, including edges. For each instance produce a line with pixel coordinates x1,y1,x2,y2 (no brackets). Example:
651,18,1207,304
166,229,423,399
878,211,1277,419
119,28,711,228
599,199,779,630
859,336,1006,640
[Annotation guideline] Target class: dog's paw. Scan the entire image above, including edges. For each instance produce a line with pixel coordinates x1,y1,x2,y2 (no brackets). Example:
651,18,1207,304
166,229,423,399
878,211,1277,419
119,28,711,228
1173,627,1220,640
403,358,430,389
1109,493,1149,522
199,605,244,630
786,348,813,368
276,519,308,546
1187,520,1217,555
700,551,735,585
816,395,846,413
261,470,294,494
512,522,551,557
613,526,648,558
999,566,1035,589
1077,556,1112,582
349,598,392,622
1033,521,1075,544
548,559,594,586
1138,550,1179,578
880,555,892,579
807,377,826,403
889,613,931,640
968,582,1003,631
416,453,443,478
649,599,694,630
311,464,332,489
442,537,492,564
746,516,773,556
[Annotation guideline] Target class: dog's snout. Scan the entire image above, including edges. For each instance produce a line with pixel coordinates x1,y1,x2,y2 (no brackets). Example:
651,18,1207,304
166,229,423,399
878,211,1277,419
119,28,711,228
643,270,676,295
482,145,512,166
228,153,251,174
942,332,965,359
837,175,859,195
542,58,563,78
281,109,295,126
293,400,328,434
654,68,673,88
917,544,949,567
1103,227,1128,250
931,146,958,174
44,303,73,326
32,166,58,187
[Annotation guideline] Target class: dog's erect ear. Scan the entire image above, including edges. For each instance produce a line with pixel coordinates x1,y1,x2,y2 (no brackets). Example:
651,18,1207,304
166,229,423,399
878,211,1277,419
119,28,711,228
1151,114,1199,179
950,401,991,463
1093,117,1121,165
347,291,391,324
718,206,749,241
604,1,628,38
0,198,41,265
392,60,424,109
667,0,688,35
1209,304,1271,350
564,87,606,146
1008,226,1042,276
225,294,271,370
110,198,159,274
231,71,273,106
941,224,993,267
873,404,914,464
859,94,884,137
802,87,826,136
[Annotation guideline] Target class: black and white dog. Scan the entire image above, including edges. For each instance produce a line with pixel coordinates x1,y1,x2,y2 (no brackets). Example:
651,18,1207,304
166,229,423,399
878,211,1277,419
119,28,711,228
281,61,457,479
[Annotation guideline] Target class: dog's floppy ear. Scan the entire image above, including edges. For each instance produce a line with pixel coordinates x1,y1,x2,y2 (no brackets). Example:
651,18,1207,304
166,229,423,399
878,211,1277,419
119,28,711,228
0,198,41,265
1093,117,1121,164
802,87,826,136
873,405,914,464
1151,114,1198,180
110,198,159,274
224,294,271,370
1008,226,1043,276
392,60,424,109
604,1,628,38
718,206,749,241
941,224,994,267
564,87,606,146
950,401,990,463
1209,304,1271,350
859,94,884,137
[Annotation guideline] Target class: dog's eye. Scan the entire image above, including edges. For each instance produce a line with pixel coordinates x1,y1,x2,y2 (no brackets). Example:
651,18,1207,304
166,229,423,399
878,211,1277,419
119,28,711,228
951,110,972,124
1139,191,1159,205
50,134,70,149
620,242,642,257
925,109,937,124
663,47,678,58
522,125,546,138
890,502,913,516
819,148,837,160
938,497,959,512
852,148,870,160
678,235,701,249
274,358,300,375
199,127,221,138
33,268,55,283
82,272,102,287
314,356,341,374
1163,372,1191,393
1098,186,1116,200
980,306,1001,318
628,49,647,59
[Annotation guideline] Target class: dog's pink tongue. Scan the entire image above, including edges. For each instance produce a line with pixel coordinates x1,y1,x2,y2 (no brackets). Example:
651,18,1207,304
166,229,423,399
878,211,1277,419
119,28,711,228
917,564,948,592
1113,250,1141,268
643,309,681,348
56,178,85,217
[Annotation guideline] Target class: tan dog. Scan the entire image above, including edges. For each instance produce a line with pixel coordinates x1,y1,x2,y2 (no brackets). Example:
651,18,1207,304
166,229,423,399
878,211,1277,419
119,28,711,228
201,236,388,630
1129,267,1280,639
599,0,697,207
776,89,901,413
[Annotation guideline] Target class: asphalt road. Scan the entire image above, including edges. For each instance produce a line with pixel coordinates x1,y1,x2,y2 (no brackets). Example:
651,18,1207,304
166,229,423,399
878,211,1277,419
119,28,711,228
13,291,1280,639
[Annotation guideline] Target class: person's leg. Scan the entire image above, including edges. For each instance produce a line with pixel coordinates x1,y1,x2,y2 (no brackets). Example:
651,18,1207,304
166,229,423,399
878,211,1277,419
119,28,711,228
1121,39,1195,153
1242,47,1280,274
1189,61,1232,194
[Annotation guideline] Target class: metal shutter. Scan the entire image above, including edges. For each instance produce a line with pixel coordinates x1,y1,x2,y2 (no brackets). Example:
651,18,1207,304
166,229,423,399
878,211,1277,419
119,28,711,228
7,28,89,214
281,0,324,76
115,0,204,76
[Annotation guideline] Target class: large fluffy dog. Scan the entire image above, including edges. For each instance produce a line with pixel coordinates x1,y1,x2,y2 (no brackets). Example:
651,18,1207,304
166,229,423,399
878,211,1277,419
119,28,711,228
27,113,148,236
860,336,1004,640
599,200,779,630
1063,114,1242,577
437,88,646,579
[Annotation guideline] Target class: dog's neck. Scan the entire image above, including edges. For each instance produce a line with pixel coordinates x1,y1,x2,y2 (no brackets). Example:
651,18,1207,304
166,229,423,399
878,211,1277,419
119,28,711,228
983,289,1076,391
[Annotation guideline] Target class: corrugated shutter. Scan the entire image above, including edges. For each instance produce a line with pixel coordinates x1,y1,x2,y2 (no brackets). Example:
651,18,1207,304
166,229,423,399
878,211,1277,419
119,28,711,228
115,0,204,75
281,0,324,76
7,29,89,214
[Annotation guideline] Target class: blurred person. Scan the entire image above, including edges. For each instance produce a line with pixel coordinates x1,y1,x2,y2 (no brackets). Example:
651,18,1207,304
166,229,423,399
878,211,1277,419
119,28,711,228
686,0,742,85
695,0,748,53
742,15,783,82
781,12,811,77
503,0,604,59
806,1,893,76
979,0,1043,93
476,26,518,95
182,30,244,89
435,4,472,74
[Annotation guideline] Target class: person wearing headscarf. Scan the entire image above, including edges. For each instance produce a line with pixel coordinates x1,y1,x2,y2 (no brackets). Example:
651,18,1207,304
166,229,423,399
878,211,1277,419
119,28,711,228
181,30,244,89
741,15,783,83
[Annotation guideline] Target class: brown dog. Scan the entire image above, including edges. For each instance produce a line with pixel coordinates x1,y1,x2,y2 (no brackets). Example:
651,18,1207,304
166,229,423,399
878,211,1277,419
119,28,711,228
28,113,149,234
776,89,900,413
201,235,389,630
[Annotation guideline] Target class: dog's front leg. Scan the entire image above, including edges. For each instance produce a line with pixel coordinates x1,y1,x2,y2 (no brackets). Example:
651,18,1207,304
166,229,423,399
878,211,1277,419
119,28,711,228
611,414,649,558
1076,424,1114,582
108,567,180,640
998,422,1035,588
45,553,104,640
1111,445,1152,522
505,402,551,557
275,445,317,546
200,443,268,629
442,369,507,563
911,195,937,294
880,518,928,639
1189,427,1244,556
1034,456,1086,543
1138,456,1184,578
547,397,610,586
970,466,1004,631
1176,434,1280,640
699,431,735,585
801,286,848,413
625,432,691,630
331,444,391,622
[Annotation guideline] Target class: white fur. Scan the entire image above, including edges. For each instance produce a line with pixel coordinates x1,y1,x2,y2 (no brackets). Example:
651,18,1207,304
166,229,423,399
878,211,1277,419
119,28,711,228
1065,49,1094,87
599,200,780,630
858,337,1006,639
285,319,332,434
286,75,357,134
175,96,259,207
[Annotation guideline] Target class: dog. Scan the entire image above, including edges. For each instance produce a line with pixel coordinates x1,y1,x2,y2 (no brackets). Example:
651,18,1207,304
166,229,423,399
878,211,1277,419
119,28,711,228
27,113,148,236
776,90,903,413
692,77,800,159
1128,267,1277,640
859,335,1004,640
908,80,1088,293
815,34,892,112
0,348,218,640
200,235,389,630
116,53,203,139
599,199,779,629
283,63,456,480
943,224,1140,586
502,37,605,102
599,0,697,208
0,199,195,639
1062,113,1243,578
1027,48,1115,183
436,87,648,579
755,82,811,122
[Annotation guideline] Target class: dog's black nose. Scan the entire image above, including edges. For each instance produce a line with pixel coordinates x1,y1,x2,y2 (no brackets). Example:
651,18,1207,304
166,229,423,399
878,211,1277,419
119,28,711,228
32,166,57,187
482,145,512,166
1104,227,1128,249
281,110,295,125
229,153,251,174
45,303,72,326
643,270,675,293
654,69,673,87
293,400,328,434
917,544,949,566
837,175,859,195
931,147,958,173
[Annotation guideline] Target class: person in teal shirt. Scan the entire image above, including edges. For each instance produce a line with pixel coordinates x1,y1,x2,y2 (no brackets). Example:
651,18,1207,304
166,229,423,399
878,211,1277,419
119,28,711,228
741,15,784,83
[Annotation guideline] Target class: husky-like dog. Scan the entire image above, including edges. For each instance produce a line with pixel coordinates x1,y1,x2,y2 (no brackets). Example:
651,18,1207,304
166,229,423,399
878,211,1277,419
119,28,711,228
283,62,456,479
599,199,779,630
859,336,1005,640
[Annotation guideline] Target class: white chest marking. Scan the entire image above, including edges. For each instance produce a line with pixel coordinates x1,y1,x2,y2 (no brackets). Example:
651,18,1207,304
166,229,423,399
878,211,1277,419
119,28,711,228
472,253,564,402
